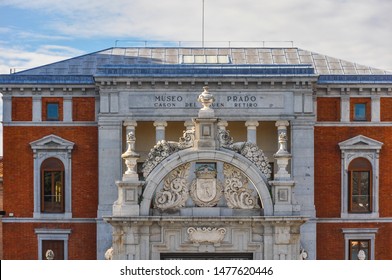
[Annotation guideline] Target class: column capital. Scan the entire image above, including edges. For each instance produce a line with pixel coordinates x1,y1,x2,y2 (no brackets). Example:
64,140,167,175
123,120,137,127
153,120,168,128
217,120,228,130
245,120,259,129
275,120,289,130
184,120,194,130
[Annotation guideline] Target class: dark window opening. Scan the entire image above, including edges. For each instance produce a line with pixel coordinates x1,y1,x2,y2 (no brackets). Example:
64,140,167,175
353,103,366,121
349,239,370,260
348,158,372,213
47,103,59,121
41,158,64,213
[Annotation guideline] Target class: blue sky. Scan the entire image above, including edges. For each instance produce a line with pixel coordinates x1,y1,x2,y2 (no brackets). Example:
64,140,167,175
1,0,392,155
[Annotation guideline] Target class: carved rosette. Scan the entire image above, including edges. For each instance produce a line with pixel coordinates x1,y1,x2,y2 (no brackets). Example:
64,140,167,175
187,227,226,244
154,163,190,210
223,163,259,209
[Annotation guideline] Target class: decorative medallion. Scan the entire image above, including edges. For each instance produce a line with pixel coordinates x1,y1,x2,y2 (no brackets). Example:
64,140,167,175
190,164,223,207
154,163,190,211
187,227,226,244
223,163,259,209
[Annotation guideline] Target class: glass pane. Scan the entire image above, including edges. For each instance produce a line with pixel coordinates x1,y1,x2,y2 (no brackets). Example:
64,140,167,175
43,171,63,212
354,103,366,120
47,103,59,120
351,171,370,212
350,240,369,260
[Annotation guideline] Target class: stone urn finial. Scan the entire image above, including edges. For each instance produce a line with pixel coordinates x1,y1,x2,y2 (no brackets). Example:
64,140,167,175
197,86,215,117
121,131,140,180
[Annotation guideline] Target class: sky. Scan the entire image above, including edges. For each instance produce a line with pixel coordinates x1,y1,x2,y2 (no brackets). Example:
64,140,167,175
0,0,392,155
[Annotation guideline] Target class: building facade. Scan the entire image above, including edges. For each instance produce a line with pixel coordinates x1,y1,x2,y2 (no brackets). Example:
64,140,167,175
0,47,391,260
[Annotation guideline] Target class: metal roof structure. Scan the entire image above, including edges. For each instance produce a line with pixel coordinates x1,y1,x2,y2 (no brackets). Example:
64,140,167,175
0,47,391,84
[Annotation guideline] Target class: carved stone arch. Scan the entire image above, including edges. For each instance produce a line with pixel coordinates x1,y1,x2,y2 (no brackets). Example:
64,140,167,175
140,149,273,216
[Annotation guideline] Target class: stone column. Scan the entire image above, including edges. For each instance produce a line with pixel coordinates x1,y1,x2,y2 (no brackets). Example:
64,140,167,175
123,120,137,136
217,120,228,131
245,120,259,143
153,121,167,142
32,95,42,122
184,120,194,131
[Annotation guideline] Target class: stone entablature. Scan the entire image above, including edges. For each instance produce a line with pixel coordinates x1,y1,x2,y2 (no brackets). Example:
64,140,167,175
105,216,307,260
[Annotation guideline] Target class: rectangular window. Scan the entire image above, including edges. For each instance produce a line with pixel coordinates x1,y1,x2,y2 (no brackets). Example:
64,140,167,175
349,240,370,260
42,240,65,260
47,103,59,121
42,170,64,213
354,103,366,121
349,171,371,213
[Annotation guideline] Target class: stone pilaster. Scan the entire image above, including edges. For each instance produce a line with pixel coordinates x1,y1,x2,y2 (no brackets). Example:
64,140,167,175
63,96,72,122
32,95,42,122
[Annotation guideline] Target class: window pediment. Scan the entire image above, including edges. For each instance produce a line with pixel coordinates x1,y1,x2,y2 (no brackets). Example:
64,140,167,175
339,135,383,151
30,134,74,152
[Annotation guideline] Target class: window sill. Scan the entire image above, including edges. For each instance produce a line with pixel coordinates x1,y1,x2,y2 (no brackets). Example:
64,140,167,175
33,212,72,219
341,212,379,219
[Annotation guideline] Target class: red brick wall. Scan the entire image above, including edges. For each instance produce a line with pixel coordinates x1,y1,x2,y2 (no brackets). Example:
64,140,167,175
381,97,392,121
73,97,96,121
315,126,392,218
42,97,63,121
12,97,32,121
3,222,96,260
317,223,392,260
350,97,371,121
317,97,340,122
3,126,98,218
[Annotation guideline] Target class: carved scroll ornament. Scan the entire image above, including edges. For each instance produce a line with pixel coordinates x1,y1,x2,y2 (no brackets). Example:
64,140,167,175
154,163,190,210
223,164,259,209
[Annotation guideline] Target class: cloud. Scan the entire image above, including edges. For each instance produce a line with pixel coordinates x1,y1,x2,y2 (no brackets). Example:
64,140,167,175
0,45,84,74
0,0,391,70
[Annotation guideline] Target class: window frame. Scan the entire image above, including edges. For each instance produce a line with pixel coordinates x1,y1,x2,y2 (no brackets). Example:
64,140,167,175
35,228,71,260
339,135,382,219
30,134,74,219
342,228,378,260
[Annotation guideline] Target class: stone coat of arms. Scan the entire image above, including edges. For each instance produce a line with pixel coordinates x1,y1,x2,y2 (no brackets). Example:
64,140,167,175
190,164,222,207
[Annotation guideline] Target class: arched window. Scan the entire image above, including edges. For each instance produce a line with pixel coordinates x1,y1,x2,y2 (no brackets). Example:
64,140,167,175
41,158,64,213
348,158,372,213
